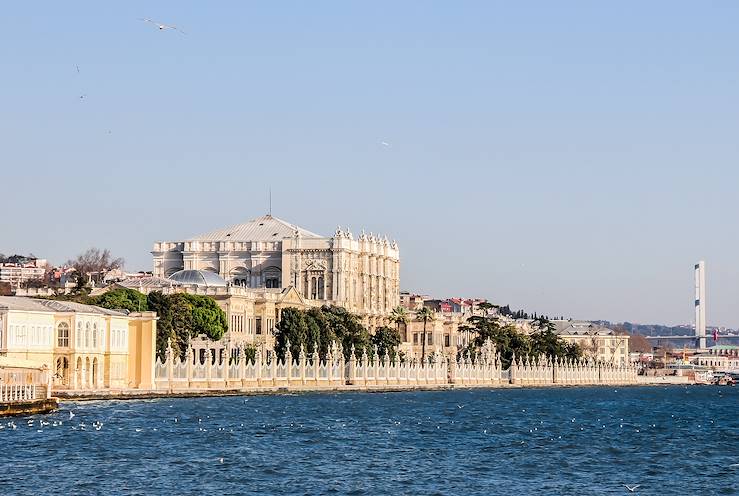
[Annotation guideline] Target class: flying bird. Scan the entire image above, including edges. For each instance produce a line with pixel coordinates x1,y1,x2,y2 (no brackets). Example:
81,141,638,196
623,484,640,492
380,141,390,147
75,65,80,73
139,18,186,35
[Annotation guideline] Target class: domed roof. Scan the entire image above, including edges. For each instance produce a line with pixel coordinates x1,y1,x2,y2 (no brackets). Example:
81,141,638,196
168,269,228,288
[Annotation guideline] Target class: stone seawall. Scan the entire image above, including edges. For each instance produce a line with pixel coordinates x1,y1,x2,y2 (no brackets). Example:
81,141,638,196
54,379,663,402
0,398,59,417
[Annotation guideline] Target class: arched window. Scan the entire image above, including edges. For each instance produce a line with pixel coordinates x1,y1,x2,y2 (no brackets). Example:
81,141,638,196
92,326,98,348
311,277,317,299
57,322,70,347
264,267,281,288
318,276,325,300
85,322,91,348
76,322,82,347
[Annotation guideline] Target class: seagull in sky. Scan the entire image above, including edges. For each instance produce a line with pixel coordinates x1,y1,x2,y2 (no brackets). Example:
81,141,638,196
380,141,390,147
75,64,80,73
139,18,186,35
623,484,640,492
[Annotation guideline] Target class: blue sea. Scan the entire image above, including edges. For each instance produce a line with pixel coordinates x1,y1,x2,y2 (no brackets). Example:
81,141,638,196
2,386,737,495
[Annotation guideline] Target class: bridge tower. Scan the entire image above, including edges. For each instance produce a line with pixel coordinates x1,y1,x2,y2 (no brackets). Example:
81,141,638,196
694,261,706,349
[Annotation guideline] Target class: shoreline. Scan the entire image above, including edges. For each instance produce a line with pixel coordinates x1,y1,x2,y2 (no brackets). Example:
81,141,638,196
0,398,59,417
53,377,694,403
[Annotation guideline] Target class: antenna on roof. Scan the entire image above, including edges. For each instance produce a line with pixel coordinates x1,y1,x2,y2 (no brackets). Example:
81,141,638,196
268,187,272,216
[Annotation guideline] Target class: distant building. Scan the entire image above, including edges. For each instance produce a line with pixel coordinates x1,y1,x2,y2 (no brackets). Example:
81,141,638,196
552,320,630,365
399,292,426,311
0,259,48,288
692,345,739,372
397,294,493,359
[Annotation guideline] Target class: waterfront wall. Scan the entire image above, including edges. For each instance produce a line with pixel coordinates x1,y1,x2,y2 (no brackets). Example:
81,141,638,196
0,364,52,402
0,360,55,416
152,340,639,392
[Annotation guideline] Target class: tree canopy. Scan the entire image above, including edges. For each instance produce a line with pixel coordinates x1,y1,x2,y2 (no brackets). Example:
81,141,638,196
371,326,402,360
275,305,381,361
68,288,227,359
89,288,147,313
460,315,580,368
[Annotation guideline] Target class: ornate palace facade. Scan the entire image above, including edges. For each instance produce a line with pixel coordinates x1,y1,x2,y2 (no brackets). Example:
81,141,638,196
152,215,400,326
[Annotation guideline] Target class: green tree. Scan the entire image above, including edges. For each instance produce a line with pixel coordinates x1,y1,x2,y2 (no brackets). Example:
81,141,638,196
274,307,308,360
476,301,496,315
188,293,228,340
145,291,226,360
275,305,372,361
372,326,402,361
321,305,370,360
460,314,580,368
90,288,148,313
389,306,410,341
415,306,435,363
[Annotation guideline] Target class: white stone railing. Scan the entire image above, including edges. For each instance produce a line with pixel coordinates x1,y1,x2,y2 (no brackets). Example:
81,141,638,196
0,384,37,402
0,365,51,403
507,354,639,386
152,339,639,391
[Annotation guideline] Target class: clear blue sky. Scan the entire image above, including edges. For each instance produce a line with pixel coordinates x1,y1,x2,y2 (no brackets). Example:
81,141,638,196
2,2,737,327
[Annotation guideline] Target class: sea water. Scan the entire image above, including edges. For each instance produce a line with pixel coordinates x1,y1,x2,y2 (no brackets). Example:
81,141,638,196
2,386,737,495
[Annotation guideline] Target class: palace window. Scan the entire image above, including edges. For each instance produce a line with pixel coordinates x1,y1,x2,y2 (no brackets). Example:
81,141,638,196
264,267,281,288
57,322,70,347
428,334,433,345
444,334,450,347
318,276,325,299
413,333,418,344
256,317,262,335
85,323,91,348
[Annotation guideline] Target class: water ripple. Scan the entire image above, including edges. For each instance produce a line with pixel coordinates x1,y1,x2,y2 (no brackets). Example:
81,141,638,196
0,386,737,495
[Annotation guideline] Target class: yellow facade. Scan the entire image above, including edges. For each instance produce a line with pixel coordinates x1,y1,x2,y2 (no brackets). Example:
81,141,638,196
0,297,157,391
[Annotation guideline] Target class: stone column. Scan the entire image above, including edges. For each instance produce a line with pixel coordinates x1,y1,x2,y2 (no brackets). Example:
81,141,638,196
186,344,193,388
42,365,51,399
383,350,390,384
348,345,357,385
205,346,213,388
285,345,293,385
240,346,248,387
270,350,277,386
373,345,379,386
299,344,306,386
510,353,518,385
166,339,174,393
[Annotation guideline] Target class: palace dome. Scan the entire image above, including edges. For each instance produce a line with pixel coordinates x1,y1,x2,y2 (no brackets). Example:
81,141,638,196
168,269,228,288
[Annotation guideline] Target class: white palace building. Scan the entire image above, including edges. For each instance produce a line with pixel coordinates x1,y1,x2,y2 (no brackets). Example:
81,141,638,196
152,215,400,327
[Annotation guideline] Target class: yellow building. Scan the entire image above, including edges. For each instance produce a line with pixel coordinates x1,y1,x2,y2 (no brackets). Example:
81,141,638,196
0,297,157,391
